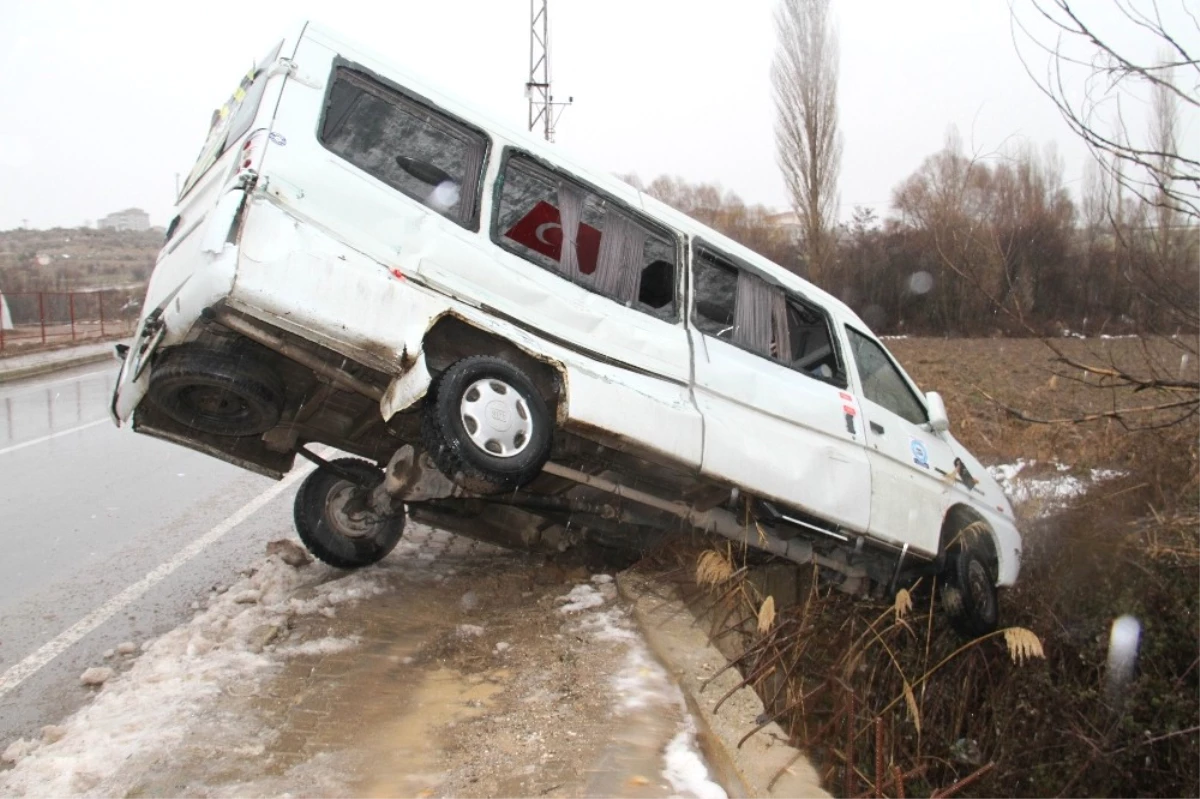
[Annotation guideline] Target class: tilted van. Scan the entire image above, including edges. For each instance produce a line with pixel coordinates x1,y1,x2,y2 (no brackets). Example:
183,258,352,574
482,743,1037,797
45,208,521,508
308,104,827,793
112,22,1021,636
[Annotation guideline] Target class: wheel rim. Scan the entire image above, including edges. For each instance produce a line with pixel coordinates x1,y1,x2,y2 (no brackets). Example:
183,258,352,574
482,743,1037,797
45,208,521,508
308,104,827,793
179,385,254,425
458,378,533,458
966,558,995,617
324,481,383,540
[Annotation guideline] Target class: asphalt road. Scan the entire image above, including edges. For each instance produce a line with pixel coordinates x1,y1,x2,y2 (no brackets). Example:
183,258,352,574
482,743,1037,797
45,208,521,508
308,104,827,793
0,362,306,747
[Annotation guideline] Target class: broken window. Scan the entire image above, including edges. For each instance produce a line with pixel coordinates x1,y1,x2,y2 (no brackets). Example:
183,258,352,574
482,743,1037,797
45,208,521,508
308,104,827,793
845,327,928,425
494,154,678,320
782,298,842,383
691,252,737,338
692,245,845,386
319,65,488,228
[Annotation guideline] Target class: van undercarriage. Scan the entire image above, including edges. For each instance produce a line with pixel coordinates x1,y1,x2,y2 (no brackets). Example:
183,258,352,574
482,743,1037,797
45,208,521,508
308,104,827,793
132,308,930,597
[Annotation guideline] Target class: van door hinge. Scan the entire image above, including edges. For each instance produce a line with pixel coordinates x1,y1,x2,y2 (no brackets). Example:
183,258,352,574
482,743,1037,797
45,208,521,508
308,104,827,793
271,58,324,90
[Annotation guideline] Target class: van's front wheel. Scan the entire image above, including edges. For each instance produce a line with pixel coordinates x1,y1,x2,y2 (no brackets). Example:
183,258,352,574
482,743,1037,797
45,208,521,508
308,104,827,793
422,356,553,494
941,546,999,638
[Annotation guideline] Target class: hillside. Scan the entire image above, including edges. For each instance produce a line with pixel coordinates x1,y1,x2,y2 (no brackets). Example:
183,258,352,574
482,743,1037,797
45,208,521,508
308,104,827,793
0,227,162,292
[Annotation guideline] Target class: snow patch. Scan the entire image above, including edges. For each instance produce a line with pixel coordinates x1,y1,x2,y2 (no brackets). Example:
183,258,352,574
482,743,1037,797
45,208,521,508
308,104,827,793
278,636,361,658
612,645,677,711
556,584,606,613
663,718,728,799
0,553,385,797
988,459,1123,517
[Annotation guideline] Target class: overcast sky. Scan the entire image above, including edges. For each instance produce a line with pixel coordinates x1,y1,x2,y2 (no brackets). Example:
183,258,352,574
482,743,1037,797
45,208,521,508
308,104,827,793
0,0,1195,230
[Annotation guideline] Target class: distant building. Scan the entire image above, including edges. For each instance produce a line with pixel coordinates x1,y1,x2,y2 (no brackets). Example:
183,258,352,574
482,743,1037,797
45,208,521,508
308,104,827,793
767,210,802,243
99,208,150,232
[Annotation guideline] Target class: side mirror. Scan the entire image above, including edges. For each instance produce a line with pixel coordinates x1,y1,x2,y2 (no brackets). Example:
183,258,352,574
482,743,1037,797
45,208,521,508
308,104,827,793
926,391,950,433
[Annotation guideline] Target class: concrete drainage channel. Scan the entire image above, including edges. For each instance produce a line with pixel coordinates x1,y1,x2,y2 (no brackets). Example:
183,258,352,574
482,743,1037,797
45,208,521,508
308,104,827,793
617,572,828,799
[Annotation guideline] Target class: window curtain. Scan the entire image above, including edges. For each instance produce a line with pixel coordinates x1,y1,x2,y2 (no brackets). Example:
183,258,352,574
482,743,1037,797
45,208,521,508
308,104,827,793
734,270,774,355
557,183,586,276
594,207,646,304
457,141,486,221
770,289,791,362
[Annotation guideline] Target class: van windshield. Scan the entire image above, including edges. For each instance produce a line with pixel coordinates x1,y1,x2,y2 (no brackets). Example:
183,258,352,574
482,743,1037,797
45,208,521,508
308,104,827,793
178,41,283,201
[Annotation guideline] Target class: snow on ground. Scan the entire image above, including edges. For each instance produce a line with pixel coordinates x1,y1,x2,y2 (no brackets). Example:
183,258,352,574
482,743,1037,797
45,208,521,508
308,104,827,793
988,459,1124,517
1,535,729,799
664,718,729,799
0,549,390,798
556,581,728,799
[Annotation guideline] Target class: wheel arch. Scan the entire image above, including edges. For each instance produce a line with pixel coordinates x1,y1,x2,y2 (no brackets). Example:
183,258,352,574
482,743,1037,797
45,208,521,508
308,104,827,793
937,504,999,571
422,314,566,420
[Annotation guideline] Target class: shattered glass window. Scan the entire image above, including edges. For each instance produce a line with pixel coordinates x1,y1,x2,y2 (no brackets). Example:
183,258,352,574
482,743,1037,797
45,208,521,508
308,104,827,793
845,327,928,425
691,252,737,338
782,298,843,384
494,154,678,320
693,245,845,386
320,67,488,228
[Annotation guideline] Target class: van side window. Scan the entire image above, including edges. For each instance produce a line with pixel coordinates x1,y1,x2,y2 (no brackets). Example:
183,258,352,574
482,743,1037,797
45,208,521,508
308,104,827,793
845,327,928,425
319,66,488,228
692,245,845,386
692,252,737,337
493,154,677,320
783,298,841,382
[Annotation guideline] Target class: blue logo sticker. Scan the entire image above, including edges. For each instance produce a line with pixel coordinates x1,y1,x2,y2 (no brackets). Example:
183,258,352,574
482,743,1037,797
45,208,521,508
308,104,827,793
910,439,929,468
269,132,287,146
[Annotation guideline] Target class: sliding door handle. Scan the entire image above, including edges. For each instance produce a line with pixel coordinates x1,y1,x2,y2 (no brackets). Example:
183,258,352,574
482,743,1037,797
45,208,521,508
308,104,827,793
869,421,885,435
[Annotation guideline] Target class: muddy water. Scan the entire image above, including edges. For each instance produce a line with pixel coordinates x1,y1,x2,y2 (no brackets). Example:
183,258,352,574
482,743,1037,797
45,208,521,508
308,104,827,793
116,535,706,799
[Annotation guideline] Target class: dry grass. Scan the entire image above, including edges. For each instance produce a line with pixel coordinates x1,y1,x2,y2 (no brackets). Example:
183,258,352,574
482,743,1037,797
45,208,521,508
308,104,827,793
894,589,913,622
696,549,734,586
1002,627,1044,666
757,596,776,634
665,337,1199,798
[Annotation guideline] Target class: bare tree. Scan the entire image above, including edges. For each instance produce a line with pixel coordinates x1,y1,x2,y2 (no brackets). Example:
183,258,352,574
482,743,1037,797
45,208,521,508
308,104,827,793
772,0,842,284
950,0,1200,429
1011,0,1199,220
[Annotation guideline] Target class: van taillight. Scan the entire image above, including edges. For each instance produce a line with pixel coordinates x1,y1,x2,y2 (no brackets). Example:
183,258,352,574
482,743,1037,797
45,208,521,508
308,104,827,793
229,130,268,184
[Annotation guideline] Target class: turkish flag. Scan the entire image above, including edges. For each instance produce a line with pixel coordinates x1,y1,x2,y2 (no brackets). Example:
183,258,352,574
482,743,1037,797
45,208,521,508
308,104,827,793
504,201,601,275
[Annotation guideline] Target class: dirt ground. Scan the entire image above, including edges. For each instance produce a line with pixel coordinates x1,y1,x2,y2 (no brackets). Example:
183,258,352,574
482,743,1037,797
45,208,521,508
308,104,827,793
4,526,716,799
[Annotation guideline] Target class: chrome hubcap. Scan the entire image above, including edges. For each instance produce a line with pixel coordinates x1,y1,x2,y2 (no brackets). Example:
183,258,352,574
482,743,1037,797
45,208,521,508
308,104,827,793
459,378,533,458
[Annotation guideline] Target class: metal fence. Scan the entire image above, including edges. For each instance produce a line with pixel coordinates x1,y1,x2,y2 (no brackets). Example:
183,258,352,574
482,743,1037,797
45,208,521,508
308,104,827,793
0,288,146,353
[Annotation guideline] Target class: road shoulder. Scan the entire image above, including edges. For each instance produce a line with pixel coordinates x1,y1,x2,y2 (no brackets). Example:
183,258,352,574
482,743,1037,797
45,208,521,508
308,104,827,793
618,571,829,799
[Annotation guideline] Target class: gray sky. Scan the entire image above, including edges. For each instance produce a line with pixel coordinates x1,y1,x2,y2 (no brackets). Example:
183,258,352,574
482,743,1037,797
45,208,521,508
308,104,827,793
0,0,1194,230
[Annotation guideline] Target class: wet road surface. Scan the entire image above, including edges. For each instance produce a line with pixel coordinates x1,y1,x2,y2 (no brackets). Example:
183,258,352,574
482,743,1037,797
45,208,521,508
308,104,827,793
0,362,295,746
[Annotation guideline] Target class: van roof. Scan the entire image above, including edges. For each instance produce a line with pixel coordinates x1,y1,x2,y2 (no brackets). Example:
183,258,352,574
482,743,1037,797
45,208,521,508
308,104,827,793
301,21,866,330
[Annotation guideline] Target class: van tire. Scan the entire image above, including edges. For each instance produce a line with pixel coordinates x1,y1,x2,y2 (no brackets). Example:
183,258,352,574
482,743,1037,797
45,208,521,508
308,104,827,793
423,356,553,494
941,546,999,638
293,458,406,569
147,346,284,437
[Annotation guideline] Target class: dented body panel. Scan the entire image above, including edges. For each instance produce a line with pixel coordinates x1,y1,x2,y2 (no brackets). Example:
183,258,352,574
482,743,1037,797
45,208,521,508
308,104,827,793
113,21,1022,593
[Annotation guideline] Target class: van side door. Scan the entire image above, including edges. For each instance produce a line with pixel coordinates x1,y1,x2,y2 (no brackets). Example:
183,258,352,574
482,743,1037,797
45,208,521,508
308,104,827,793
842,327,955,555
688,242,871,532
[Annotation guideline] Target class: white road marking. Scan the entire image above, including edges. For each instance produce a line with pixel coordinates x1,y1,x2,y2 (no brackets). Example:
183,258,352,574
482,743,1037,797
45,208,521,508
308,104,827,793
0,461,317,701
0,418,110,456
0,368,113,400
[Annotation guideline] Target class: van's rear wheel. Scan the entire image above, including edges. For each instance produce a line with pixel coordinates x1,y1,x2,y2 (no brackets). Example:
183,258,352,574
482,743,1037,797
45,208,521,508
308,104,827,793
147,346,284,437
422,356,553,494
293,458,406,569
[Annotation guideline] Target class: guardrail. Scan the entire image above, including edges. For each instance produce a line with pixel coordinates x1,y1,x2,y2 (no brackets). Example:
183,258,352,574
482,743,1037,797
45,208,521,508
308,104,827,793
0,288,145,353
